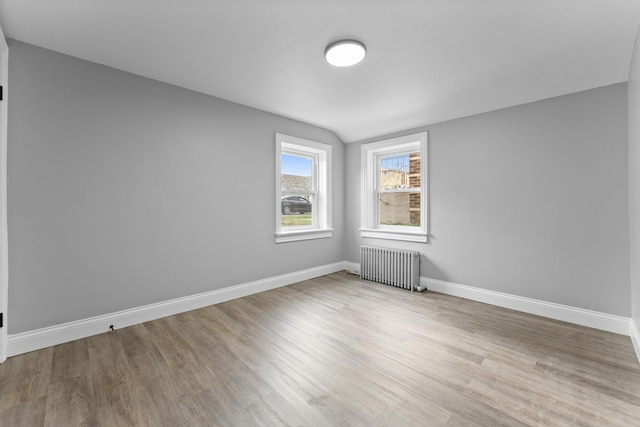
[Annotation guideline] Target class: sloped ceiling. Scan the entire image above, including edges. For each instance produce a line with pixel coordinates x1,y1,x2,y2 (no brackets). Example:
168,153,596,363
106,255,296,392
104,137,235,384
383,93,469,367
0,0,639,142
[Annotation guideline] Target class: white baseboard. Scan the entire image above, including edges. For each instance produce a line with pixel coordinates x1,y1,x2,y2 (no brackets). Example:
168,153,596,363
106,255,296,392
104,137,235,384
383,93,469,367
7,261,347,357
7,261,637,360
341,261,632,337
421,277,631,336
631,321,640,364
343,261,359,275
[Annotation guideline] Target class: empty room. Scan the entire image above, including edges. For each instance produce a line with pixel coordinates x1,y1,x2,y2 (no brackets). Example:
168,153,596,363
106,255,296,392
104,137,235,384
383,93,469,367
1,0,640,425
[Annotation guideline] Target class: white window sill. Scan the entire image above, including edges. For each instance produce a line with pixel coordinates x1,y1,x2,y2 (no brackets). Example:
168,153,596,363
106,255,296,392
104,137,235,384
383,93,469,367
276,228,334,243
359,228,428,243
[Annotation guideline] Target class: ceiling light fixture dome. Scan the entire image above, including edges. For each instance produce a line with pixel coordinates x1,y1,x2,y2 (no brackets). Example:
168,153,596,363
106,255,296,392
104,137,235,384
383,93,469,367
325,40,366,67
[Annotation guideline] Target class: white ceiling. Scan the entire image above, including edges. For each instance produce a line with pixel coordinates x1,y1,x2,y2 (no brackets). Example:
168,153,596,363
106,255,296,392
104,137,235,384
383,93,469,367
0,0,639,143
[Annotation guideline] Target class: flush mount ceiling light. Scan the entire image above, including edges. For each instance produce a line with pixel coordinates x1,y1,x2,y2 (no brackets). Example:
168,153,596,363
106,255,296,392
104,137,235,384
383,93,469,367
325,40,366,67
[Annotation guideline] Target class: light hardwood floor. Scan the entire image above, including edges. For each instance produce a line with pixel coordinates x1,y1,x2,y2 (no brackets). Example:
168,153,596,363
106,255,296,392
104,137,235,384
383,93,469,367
1,272,639,426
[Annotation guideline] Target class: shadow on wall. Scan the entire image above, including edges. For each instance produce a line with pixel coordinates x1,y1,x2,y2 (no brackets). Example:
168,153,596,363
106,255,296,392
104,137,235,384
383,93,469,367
421,254,445,282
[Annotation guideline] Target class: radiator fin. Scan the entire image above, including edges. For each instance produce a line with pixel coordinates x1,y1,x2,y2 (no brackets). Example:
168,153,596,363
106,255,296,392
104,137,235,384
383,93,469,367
360,246,420,291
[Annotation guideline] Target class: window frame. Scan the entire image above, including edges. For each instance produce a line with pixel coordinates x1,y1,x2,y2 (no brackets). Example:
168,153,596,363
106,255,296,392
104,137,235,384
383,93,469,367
360,132,428,243
275,133,332,243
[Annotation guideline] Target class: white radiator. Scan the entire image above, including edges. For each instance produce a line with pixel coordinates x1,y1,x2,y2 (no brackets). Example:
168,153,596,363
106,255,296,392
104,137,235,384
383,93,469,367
360,246,421,291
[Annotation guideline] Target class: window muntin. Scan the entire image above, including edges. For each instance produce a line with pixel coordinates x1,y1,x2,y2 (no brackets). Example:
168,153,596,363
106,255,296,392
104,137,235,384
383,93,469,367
361,132,427,242
275,134,332,243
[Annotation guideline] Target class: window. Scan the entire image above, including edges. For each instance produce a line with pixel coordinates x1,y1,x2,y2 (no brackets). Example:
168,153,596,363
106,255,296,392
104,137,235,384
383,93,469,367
361,132,427,242
275,133,332,243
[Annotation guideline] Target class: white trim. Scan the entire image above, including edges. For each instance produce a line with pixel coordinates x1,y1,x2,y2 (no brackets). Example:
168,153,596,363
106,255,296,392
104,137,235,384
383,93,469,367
0,26,8,364
348,259,631,336
631,321,640,364
360,132,428,243
360,228,428,243
7,261,347,358
422,277,631,336
275,133,332,243
5,262,638,361
275,228,333,243
344,261,360,275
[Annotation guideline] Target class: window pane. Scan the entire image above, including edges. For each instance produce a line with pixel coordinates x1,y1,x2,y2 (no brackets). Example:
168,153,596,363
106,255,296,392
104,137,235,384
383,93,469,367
281,193,313,226
379,152,420,190
281,154,313,191
379,192,420,227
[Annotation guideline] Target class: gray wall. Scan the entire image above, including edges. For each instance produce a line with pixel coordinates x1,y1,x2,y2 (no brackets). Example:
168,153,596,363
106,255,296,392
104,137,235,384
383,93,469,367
629,28,640,333
7,40,345,333
346,84,630,316
5,38,633,334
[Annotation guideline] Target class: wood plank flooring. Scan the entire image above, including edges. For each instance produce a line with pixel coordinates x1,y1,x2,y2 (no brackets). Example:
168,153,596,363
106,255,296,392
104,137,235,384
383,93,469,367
1,272,640,426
